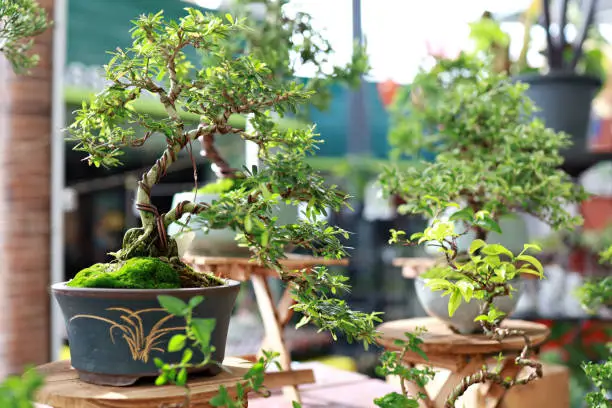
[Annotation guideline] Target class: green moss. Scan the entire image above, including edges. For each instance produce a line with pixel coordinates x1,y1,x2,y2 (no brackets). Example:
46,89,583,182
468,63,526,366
67,257,181,289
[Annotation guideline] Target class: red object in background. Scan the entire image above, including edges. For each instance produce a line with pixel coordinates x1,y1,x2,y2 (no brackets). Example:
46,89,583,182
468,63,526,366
591,117,612,152
377,79,400,108
568,249,587,274
580,196,612,231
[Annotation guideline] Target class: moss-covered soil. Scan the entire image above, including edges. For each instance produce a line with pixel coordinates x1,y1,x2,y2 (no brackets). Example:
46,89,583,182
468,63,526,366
67,257,224,289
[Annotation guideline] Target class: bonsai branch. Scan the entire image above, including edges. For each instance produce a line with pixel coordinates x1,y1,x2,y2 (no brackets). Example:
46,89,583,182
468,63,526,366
445,298,542,407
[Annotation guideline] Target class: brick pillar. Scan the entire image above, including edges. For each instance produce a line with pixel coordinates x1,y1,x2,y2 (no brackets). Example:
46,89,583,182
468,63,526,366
0,0,54,377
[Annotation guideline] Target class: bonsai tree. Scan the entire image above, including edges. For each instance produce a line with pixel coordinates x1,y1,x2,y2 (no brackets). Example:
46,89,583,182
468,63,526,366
382,53,587,242
67,8,380,345
389,203,546,407
380,53,587,405
0,0,48,73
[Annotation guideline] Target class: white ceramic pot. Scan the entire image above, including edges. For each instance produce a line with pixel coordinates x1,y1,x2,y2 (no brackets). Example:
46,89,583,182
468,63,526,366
424,208,529,256
167,192,297,257
415,277,523,334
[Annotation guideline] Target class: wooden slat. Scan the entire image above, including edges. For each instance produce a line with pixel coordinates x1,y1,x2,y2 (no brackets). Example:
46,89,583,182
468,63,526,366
34,359,250,408
377,318,550,355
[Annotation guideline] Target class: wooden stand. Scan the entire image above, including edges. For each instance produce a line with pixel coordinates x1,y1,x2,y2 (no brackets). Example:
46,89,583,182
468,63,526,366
393,257,436,279
183,253,348,403
377,317,550,408
34,358,251,408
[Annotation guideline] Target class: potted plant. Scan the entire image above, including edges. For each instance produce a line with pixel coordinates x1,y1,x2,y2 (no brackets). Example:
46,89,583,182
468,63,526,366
170,0,369,257
517,0,605,151
52,9,380,386
381,54,587,332
468,1,606,153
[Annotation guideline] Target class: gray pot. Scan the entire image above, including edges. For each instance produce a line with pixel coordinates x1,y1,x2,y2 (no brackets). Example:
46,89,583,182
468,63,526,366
514,72,601,152
52,280,240,386
168,192,297,257
415,277,523,334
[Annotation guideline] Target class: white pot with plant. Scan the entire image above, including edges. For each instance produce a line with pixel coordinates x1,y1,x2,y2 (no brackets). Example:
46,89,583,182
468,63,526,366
382,54,587,328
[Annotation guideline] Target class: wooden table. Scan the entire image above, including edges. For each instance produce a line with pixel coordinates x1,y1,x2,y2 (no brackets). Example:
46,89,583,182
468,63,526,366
35,361,401,408
393,257,437,279
34,358,251,408
183,253,348,403
249,361,400,407
377,317,550,408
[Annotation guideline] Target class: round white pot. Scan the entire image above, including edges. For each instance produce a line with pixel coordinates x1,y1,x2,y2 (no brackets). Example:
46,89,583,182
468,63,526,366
424,209,529,256
415,277,523,334
167,191,297,257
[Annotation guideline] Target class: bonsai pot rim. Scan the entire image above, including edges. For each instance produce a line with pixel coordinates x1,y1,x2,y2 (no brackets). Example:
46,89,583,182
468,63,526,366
51,279,241,297
514,71,602,87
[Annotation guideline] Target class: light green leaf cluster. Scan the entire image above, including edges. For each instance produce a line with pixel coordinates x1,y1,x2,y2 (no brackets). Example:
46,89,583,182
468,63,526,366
374,329,434,408
381,54,587,234
0,0,49,73
0,366,43,408
394,202,543,322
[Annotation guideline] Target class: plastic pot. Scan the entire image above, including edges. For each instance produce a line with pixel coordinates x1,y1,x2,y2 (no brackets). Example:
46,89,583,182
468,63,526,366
514,72,601,152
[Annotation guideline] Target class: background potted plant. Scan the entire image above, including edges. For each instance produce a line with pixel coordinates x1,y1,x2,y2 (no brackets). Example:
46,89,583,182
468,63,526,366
52,9,380,386
467,0,607,153
170,0,369,257
516,0,606,152
381,54,587,331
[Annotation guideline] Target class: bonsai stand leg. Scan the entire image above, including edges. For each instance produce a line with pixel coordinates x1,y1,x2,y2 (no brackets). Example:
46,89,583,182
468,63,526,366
251,275,314,403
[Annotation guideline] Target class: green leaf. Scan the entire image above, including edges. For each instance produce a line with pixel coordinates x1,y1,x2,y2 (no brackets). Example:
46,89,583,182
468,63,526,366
244,214,253,232
188,296,204,309
449,207,474,222
176,367,188,386
481,244,513,258
192,318,216,348
168,334,187,352
295,315,311,329
522,243,542,253
469,239,486,254
155,373,167,386
476,217,502,234
425,278,452,292
225,13,234,24
181,348,193,364
456,280,474,302
158,295,188,316
292,402,303,408
209,385,229,406
516,255,544,274
448,288,462,317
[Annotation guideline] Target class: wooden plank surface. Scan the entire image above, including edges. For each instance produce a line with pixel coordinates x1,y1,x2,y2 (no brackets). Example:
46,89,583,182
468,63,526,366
249,362,399,408
35,358,251,408
184,254,348,280
377,318,549,355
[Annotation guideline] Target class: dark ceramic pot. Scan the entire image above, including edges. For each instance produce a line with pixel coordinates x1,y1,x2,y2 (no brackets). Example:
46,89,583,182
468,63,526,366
513,72,601,153
52,280,240,386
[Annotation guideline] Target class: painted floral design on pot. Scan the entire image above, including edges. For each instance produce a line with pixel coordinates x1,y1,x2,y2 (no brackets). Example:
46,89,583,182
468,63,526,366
69,307,184,363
